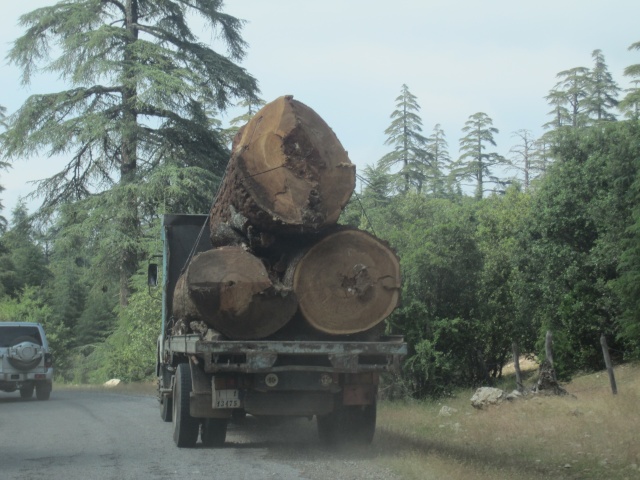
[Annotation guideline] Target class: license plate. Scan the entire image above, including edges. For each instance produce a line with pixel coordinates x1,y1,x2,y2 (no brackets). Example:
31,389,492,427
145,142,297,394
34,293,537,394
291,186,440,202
214,389,241,409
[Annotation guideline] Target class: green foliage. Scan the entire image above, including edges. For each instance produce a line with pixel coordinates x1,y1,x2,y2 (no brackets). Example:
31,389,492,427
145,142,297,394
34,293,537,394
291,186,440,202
379,85,430,193
620,41,640,119
0,202,52,298
0,285,72,374
517,122,640,376
365,194,487,396
453,112,507,199
585,49,620,121
425,124,452,197
69,273,160,384
1,0,259,307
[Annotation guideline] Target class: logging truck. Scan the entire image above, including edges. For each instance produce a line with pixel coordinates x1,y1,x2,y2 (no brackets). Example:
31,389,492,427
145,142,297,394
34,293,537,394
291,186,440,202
152,214,407,448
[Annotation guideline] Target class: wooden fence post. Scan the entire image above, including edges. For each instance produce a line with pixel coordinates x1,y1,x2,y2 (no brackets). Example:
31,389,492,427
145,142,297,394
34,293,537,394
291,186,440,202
512,341,523,392
600,334,618,395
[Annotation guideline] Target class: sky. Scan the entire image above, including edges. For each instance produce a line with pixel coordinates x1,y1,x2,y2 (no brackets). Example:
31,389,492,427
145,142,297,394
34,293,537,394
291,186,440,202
1,0,640,215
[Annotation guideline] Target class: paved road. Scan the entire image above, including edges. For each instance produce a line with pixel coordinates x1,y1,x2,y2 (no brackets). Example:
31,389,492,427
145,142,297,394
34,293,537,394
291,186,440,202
0,389,398,480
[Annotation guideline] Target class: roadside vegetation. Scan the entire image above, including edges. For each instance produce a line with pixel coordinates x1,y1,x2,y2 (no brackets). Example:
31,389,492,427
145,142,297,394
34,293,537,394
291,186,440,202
375,363,640,480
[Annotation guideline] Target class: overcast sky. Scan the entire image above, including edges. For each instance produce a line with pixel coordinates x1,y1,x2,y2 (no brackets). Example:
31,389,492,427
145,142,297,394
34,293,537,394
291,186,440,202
1,0,640,214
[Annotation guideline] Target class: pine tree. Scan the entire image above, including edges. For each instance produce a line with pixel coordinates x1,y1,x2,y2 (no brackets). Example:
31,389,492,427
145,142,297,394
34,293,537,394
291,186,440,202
0,202,52,297
453,112,506,199
585,49,619,122
426,124,451,197
543,87,572,131
620,41,640,119
379,84,429,193
551,67,591,128
1,0,259,305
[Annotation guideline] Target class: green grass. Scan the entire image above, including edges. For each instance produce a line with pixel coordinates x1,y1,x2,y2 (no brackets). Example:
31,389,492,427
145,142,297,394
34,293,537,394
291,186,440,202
375,362,640,479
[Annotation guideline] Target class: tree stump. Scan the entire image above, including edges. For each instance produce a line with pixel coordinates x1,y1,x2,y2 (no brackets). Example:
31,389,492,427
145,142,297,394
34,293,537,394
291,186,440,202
534,359,567,395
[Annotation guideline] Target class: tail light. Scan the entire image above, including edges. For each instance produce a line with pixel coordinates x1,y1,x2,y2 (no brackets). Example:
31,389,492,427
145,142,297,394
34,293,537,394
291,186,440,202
44,353,53,368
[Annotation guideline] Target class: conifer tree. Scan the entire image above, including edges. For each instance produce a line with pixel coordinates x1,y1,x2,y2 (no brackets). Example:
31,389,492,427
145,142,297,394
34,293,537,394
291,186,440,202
585,49,619,122
1,0,259,305
379,84,429,193
453,112,506,199
426,124,451,197
620,41,640,119
550,67,591,128
0,202,51,297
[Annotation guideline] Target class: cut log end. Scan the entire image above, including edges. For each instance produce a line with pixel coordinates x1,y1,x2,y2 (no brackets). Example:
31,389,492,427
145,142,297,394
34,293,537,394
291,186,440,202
293,229,401,335
173,247,297,339
212,95,355,236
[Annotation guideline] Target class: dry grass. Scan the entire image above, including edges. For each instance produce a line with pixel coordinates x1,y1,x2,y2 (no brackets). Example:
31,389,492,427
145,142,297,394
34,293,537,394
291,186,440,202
375,362,640,480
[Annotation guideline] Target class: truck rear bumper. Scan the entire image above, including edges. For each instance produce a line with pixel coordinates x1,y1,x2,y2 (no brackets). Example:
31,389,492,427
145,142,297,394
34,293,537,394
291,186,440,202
165,335,407,374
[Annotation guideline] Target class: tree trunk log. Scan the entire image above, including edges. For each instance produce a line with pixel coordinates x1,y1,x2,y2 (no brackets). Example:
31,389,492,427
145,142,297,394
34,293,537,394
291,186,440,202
172,247,297,339
209,95,355,248
290,229,401,335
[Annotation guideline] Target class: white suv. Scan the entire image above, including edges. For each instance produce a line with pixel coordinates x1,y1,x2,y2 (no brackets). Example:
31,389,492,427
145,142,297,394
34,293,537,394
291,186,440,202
0,322,53,400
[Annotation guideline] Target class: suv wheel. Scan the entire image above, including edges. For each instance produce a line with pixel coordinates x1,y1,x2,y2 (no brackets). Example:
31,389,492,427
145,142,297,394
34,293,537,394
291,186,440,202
35,381,52,401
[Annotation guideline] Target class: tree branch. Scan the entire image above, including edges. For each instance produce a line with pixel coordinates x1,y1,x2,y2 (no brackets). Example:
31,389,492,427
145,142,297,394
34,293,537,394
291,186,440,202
101,0,126,17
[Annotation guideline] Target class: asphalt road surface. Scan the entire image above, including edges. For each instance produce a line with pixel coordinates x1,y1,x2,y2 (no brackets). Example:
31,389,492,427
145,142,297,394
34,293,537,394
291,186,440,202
0,388,399,480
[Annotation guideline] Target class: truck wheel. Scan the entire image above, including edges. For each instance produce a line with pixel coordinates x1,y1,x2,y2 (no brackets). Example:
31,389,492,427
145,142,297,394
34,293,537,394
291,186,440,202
20,384,34,399
158,365,173,422
35,381,52,401
342,403,376,444
172,363,199,448
317,412,338,444
317,401,377,445
160,394,173,422
201,418,228,447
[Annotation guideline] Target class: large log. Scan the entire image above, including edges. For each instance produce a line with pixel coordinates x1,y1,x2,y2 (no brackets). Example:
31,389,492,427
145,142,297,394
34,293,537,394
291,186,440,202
210,95,355,248
290,229,401,335
172,247,297,339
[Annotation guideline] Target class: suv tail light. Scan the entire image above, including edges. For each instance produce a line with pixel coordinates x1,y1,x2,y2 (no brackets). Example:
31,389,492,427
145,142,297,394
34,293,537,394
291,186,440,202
44,353,53,368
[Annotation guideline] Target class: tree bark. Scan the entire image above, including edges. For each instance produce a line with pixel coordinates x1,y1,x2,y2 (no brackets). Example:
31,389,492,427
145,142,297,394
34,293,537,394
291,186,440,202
172,246,297,339
209,95,355,248
289,229,401,335
512,341,523,392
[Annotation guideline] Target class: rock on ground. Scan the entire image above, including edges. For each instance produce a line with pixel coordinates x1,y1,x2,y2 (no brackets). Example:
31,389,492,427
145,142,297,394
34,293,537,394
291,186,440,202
470,387,505,408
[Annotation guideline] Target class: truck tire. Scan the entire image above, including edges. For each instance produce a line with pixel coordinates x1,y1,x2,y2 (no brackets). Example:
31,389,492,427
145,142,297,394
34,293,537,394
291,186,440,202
35,381,52,401
20,384,34,399
200,418,228,447
172,363,199,448
317,401,376,445
343,403,376,444
160,394,173,422
158,364,173,422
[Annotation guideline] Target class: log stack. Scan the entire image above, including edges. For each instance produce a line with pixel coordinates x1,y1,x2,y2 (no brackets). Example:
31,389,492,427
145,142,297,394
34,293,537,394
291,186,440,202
172,95,401,339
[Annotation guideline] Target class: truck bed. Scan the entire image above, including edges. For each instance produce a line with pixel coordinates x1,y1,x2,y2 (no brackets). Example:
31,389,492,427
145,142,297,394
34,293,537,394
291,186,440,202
164,334,407,374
